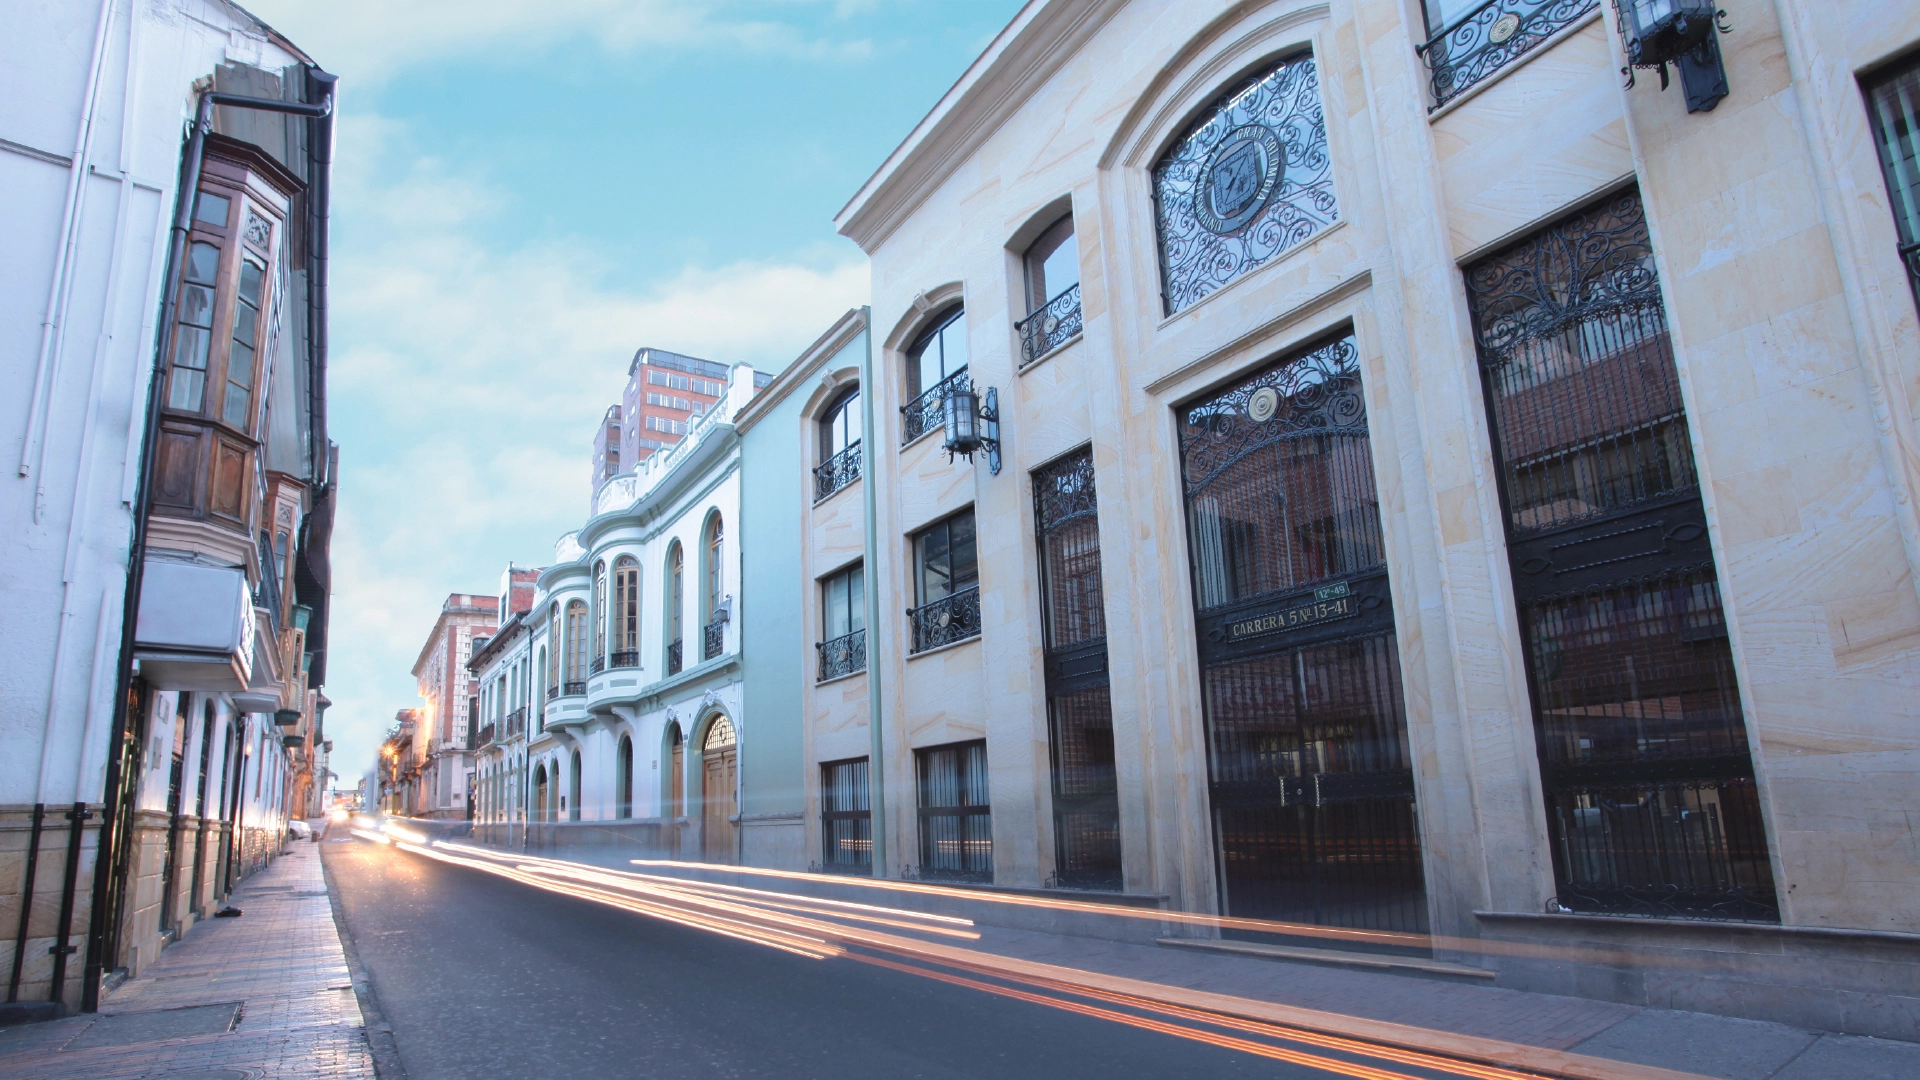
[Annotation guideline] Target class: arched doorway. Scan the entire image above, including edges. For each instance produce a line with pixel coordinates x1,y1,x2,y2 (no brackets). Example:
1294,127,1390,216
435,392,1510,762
569,749,582,822
701,716,737,864
616,735,633,819
533,764,549,823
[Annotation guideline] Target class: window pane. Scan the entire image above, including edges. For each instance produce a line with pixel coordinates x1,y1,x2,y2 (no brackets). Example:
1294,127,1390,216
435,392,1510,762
939,315,967,379
237,260,264,305
168,368,205,412
194,191,230,226
824,574,849,639
847,566,864,633
918,521,951,602
949,512,977,589
228,341,254,388
222,379,251,428
185,242,220,285
178,284,215,329
173,326,210,371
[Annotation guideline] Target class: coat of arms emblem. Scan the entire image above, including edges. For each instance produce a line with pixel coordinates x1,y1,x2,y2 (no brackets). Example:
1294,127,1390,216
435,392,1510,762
1193,125,1284,235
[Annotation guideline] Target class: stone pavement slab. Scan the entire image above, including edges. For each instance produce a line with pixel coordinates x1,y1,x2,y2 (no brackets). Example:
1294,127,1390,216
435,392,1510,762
0,841,374,1080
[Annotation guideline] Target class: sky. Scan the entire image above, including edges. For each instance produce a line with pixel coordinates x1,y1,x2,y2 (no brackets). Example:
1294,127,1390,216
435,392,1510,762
242,0,1028,795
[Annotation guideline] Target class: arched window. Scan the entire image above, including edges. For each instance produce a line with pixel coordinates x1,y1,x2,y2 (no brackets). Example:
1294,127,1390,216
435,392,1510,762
666,722,685,819
569,749,583,822
533,763,549,823
591,561,608,671
1024,215,1078,316
902,306,967,444
703,715,736,751
613,556,640,666
617,735,633,819
564,600,587,689
535,648,548,726
1152,52,1336,315
666,542,685,674
703,515,726,660
815,387,863,500
546,603,560,691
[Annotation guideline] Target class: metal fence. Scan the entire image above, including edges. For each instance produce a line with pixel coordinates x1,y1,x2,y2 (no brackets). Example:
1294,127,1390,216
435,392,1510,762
816,628,866,682
1017,283,1082,366
814,440,861,501
908,586,980,654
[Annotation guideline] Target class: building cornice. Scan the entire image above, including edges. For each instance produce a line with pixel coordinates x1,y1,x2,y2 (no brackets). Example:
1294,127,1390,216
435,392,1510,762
735,308,867,434
833,0,1125,253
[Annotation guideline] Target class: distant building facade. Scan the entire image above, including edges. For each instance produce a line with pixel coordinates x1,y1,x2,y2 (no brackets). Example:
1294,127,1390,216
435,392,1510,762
406,595,502,819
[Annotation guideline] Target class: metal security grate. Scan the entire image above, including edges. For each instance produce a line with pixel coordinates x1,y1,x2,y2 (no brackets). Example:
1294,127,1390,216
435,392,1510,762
821,757,872,873
1178,332,1426,935
915,741,992,883
1466,189,1776,921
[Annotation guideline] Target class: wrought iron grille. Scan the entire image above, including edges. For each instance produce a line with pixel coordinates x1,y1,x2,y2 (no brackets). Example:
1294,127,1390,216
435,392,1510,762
1017,283,1083,365
474,723,495,750
1034,449,1122,890
1178,332,1427,936
703,620,725,660
821,758,872,873
589,656,606,675
814,440,861,501
1466,189,1776,922
546,684,558,701
909,585,980,653
916,741,993,883
608,650,639,670
505,707,526,738
1153,52,1337,315
816,628,867,682
1419,0,1597,110
562,680,585,696
665,639,682,676
901,369,967,445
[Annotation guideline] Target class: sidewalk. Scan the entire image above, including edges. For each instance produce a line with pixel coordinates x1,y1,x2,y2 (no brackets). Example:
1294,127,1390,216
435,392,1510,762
0,840,375,1080
448,840,1920,1080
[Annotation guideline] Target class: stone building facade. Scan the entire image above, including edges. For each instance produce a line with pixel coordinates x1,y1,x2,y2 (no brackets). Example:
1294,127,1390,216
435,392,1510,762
805,0,1920,1039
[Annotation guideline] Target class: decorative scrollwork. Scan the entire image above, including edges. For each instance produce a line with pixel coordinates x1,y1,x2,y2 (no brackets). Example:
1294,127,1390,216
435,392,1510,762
703,620,725,661
665,640,682,676
1016,283,1082,365
814,440,861,501
1034,448,1098,535
900,369,968,445
244,210,272,250
1153,52,1337,315
1422,0,1598,109
816,628,867,681
1464,190,1661,360
1179,333,1367,496
909,586,980,654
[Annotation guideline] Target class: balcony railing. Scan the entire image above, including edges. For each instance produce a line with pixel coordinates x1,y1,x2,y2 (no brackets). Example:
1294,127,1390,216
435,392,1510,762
704,620,726,661
1417,0,1597,110
1016,283,1082,366
901,369,967,445
908,586,981,654
814,440,861,501
474,723,495,750
816,628,867,682
563,680,586,696
589,655,606,675
546,684,558,701
608,649,640,670
666,639,682,676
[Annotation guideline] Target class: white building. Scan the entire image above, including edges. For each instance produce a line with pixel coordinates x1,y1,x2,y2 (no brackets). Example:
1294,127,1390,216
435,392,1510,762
475,365,762,861
2,0,336,1016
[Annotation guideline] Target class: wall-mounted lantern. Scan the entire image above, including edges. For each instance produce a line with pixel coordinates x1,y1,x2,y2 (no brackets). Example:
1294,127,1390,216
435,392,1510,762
273,708,302,727
941,377,1002,475
1615,0,1729,113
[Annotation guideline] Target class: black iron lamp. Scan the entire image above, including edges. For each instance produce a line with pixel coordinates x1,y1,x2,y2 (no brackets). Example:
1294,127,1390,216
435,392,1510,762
1615,0,1729,113
273,708,302,727
940,377,1002,475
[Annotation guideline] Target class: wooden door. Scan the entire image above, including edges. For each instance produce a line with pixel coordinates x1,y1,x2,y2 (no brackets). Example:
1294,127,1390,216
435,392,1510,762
702,748,736,863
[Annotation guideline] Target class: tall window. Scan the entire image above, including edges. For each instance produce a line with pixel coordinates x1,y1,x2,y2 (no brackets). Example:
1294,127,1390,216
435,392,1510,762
1465,190,1773,921
168,239,220,413
546,605,559,695
666,543,684,675
703,516,726,660
1018,215,1083,365
821,758,872,873
816,387,863,499
1034,450,1121,889
1867,55,1920,312
591,561,608,671
1153,52,1335,315
817,563,866,681
613,556,640,666
569,749,582,822
916,741,992,882
902,306,968,443
909,510,979,653
564,600,587,690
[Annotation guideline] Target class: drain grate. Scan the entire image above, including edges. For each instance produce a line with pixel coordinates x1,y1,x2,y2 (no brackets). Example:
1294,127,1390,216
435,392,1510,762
63,1003,242,1050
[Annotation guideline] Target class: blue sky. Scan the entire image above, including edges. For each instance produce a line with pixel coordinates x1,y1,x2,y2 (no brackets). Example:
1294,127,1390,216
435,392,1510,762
244,0,1026,792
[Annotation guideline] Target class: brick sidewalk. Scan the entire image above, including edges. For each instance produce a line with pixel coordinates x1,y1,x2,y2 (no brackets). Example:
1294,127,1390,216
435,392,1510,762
0,841,375,1080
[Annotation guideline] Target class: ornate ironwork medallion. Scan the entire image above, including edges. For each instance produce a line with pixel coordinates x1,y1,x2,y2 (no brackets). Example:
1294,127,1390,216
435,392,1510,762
1246,386,1280,423
1194,126,1283,235
1488,12,1521,44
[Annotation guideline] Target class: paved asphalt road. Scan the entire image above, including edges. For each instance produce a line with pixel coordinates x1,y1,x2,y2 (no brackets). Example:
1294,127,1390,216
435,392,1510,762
321,833,1485,1080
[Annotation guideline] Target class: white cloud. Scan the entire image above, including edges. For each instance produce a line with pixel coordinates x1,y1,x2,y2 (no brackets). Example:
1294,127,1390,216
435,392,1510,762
316,109,868,783
244,0,873,82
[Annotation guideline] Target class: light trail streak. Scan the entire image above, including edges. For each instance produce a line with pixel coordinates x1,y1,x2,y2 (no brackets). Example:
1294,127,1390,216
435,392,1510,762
350,828,391,845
